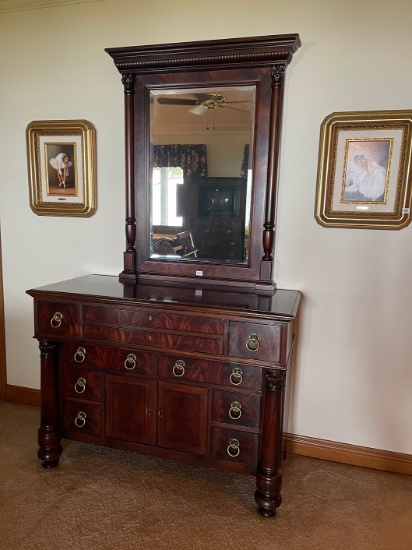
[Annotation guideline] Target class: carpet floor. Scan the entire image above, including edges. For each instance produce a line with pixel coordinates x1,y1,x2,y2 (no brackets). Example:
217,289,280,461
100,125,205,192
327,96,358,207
0,401,411,550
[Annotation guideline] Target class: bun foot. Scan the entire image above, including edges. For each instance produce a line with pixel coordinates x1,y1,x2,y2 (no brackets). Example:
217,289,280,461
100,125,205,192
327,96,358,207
255,489,282,518
38,427,62,468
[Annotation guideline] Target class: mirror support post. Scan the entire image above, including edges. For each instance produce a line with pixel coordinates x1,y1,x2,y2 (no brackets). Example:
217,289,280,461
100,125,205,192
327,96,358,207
120,73,137,282
261,63,287,281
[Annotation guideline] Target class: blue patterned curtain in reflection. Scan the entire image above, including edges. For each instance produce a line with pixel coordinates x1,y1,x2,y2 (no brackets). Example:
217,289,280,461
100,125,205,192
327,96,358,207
152,144,208,180
240,144,249,177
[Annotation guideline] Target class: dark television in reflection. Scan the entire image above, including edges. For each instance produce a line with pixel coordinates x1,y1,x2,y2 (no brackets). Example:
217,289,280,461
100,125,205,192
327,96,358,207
198,184,243,217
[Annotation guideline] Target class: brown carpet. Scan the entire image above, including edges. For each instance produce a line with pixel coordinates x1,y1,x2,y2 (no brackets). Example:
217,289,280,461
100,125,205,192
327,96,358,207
1,401,411,550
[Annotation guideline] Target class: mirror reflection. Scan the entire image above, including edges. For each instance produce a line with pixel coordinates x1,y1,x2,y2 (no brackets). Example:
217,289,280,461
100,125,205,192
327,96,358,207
150,86,255,264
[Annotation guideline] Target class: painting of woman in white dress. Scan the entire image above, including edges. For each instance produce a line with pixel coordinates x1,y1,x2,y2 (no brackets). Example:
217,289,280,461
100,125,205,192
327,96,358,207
343,139,391,203
46,144,76,195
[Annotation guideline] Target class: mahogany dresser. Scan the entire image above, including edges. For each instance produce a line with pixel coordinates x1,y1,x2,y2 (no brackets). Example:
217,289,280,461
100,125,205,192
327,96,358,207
27,275,300,517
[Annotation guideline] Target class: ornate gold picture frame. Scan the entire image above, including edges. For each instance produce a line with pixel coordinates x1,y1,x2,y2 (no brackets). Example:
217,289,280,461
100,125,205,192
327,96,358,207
315,111,412,229
26,120,97,217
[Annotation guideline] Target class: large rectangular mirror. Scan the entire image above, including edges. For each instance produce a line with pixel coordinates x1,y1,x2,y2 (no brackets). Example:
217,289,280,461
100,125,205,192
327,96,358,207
150,86,255,264
106,34,301,291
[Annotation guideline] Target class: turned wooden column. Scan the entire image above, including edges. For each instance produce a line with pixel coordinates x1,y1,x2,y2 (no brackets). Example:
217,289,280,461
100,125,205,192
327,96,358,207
120,72,137,282
261,63,287,282
38,339,62,468
255,369,286,517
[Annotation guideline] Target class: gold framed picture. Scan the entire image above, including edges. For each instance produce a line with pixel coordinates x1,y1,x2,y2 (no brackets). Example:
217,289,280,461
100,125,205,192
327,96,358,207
314,110,412,229
26,120,97,217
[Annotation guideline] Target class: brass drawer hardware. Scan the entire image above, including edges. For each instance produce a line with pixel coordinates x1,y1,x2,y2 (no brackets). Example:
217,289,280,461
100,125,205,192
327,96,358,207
74,347,86,363
229,367,243,386
172,359,185,377
229,401,242,420
50,312,63,328
74,377,86,394
246,333,260,352
74,411,87,428
227,438,240,458
124,353,137,370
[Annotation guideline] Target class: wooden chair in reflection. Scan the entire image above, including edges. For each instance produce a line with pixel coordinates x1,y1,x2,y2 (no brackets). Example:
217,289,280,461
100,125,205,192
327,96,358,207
152,231,198,258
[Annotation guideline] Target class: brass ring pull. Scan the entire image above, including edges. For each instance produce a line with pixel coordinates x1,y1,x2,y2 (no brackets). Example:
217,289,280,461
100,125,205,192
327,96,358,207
74,377,86,394
124,353,137,370
75,411,87,428
227,438,240,458
50,312,63,328
172,359,185,377
74,347,86,363
229,401,242,420
246,333,260,352
229,367,243,386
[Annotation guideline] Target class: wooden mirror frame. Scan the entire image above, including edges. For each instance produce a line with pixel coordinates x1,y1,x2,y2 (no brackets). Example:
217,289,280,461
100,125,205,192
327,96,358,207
106,34,300,293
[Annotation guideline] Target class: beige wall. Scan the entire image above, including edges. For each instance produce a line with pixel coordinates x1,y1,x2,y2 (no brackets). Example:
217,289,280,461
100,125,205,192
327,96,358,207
1,0,411,455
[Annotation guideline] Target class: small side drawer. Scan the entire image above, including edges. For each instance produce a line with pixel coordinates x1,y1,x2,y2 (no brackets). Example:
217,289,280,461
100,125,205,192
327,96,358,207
158,356,263,390
37,301,79,338
212,390,261,429
210,427,259,467
62,343,107,368
110,348,156,375
63,400,102,436
61,366,103,402
228,321,281,363
158,356,212,383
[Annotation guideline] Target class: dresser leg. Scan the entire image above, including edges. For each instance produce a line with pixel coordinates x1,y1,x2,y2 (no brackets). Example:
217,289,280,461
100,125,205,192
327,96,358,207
255,370,286,517
38,340,62,468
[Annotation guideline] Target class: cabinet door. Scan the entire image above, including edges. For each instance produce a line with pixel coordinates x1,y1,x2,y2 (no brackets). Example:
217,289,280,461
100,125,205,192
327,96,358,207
106,374,156,445
157,381,208,455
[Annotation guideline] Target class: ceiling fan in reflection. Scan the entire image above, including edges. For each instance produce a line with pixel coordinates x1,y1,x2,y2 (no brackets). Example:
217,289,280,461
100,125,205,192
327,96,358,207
157,93,250,114
157,93,251,130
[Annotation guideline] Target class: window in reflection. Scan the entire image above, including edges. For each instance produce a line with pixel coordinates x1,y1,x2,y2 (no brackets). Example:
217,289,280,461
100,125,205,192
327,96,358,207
152,167,183,228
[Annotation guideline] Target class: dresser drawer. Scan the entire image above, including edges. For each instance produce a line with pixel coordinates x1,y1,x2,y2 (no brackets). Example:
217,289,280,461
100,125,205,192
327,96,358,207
61,343,155,375
83,305,224,335
62,400,103,436
61,366,103,402
83,324,223,355
158,356,263,390
228,321,281,363
210,427,259,467
212,390,261,429
62,343,108,368
37,301,79,338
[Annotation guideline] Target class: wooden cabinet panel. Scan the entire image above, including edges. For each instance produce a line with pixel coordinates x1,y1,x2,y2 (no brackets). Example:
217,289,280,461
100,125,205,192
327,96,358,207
212,390,261,429
210,427,259,467
83,305,224,334
106,374,156,445
157,381,208,455
228,321,281,363
37,301,79,338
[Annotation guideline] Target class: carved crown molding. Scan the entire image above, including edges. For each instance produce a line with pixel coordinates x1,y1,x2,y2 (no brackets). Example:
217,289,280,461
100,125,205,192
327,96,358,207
0,0,106,13
106,34,301,75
